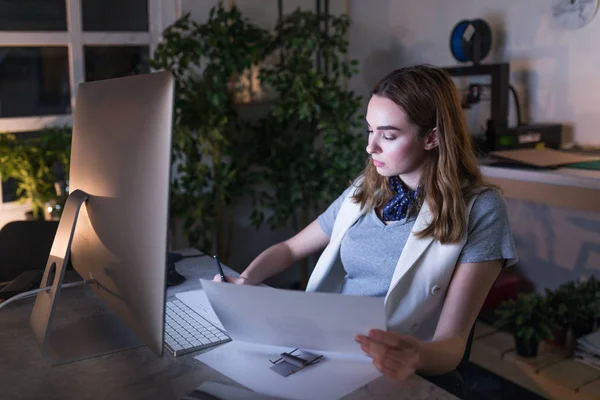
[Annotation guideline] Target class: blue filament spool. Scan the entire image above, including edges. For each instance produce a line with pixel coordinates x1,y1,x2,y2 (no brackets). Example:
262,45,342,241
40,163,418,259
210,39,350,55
449,19,492,64
450,20,470,62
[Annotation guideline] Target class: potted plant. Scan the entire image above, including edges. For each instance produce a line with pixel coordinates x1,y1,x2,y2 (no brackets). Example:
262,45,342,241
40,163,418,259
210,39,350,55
151,3,365,274
252,9,365,286
150,3,273,260
255,8,364,230
544,284,576,346
571,276,600,338
0,126,71,220
494,293,556,357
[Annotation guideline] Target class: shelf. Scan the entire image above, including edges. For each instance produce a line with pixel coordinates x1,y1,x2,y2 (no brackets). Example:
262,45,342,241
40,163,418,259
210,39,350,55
470,320,600,400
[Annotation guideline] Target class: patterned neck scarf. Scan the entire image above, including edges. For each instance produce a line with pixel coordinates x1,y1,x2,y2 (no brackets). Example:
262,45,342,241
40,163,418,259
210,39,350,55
381,176,419,222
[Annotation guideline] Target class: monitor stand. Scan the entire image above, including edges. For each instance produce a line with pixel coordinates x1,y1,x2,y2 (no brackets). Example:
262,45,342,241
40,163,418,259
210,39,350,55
29,189,142,366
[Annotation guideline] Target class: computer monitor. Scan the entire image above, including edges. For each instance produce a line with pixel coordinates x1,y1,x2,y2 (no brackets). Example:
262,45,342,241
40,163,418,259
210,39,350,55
29,71,174,366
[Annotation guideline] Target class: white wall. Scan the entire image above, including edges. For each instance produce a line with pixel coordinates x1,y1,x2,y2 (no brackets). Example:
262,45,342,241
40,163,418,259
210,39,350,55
346,0,394,109
505,197,600,292
180,0,219,22
378,0,600,146
0,203,29,229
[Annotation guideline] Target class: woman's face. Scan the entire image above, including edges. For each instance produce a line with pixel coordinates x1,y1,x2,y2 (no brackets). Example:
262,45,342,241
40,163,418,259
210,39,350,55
365,95,429,189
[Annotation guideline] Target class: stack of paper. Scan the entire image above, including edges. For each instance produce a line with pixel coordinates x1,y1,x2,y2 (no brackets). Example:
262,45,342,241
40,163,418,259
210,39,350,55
489,148,600,168
574,330,600,370
190,279,388,400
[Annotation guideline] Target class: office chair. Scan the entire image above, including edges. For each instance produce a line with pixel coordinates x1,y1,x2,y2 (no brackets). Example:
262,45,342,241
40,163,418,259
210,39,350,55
0,220,60,283
419,323,476,399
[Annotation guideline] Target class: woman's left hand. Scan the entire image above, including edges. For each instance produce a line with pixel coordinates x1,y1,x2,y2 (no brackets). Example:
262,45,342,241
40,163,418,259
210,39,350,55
356,329,421,382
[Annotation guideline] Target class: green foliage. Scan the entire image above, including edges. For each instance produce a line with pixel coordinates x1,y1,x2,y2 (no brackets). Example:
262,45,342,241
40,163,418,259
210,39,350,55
0,126,71,219
151,3,365,260
494,293,556,343
150,3,273,257
574,276,600,328
253,9,365,230
545,277,600,330
544,283,576,328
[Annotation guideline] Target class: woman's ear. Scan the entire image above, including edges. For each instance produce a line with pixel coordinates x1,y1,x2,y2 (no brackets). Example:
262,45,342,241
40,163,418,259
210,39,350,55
424,128,439,150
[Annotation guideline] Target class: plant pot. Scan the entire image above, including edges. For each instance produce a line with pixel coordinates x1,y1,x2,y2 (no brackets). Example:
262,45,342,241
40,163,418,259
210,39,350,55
515,336,540,358
546,324,569,347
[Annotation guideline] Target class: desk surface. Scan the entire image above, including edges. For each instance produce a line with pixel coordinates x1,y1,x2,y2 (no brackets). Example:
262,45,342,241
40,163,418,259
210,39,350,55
0,251,457,400
479,158,600,189
478,158,600,213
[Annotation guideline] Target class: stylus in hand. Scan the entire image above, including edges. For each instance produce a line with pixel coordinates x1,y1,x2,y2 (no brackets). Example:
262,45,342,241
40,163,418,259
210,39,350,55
213,255,227,283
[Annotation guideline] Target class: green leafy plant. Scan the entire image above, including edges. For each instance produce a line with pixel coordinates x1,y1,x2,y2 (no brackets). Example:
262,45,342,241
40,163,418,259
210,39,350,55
0,126,71,219
150,3,272,260
494,293,556,356
572,276,600,337
544,284,573,346
545,278,600,339
253,9,365,232
545,284,575,330
151,4,365,272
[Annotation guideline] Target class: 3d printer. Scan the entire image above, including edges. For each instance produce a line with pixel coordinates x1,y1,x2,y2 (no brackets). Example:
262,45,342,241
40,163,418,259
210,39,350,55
442,19,562,154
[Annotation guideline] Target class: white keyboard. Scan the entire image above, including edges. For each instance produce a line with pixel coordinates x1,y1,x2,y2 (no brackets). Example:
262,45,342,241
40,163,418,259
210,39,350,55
164,299,231,356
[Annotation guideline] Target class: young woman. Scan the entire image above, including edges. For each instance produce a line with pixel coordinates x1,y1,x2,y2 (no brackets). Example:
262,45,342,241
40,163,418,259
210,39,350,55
216,64,517,381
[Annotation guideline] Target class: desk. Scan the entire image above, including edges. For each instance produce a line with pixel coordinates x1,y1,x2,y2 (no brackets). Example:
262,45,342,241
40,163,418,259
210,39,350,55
0,252,457,400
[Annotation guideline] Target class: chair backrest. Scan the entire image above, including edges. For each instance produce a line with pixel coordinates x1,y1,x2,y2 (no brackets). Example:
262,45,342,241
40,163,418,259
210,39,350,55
0,220,59,282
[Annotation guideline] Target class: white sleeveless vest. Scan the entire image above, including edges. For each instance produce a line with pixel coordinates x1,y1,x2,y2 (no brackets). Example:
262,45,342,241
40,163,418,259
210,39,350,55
306,188,479,341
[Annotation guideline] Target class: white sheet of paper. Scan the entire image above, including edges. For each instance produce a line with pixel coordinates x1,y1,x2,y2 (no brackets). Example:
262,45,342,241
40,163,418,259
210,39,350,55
175,289,225,330
199,279,387,354
195,341,382,400
185,381,282,400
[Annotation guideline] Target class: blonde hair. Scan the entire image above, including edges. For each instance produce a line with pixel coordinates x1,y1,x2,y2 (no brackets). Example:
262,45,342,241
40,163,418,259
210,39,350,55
353,64,492,243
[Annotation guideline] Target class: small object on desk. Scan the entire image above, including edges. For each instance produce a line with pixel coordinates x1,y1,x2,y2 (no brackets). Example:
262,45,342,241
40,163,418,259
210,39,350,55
269,348,323,377
489,148,600,168
213,255,227,282
164,299,230,356
565,160,600,170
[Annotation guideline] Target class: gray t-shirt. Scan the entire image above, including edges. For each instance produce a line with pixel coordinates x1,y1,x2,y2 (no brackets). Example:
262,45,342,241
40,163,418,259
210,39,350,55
317,186,518,297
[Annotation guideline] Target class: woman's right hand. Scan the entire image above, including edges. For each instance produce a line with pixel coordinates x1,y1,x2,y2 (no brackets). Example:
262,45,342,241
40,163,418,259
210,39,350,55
212,274,254,285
